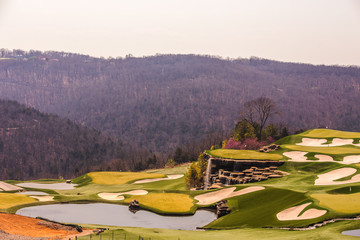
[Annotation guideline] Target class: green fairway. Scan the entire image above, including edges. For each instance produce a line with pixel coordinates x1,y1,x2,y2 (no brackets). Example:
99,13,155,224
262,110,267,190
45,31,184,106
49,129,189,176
87,172,166,184
283,145,360,155
304,129,360,139
0,193,36,209
208,149,283,160
78,220,360,240
205,188,327,229
327,186,360,194
123,193,195,214
311,192,360,214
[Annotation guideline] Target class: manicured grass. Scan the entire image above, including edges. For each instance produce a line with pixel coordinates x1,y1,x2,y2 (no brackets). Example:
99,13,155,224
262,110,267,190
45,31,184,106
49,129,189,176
283,145,360,155
78,219,360,240
208,149,283,160
304,129,360,139
0,193,36,209
327,186,360,194
145,164,189,175
123,193,195,214
205,188,326,229
133,177,187,191
311,192,360,214
87,172,166,185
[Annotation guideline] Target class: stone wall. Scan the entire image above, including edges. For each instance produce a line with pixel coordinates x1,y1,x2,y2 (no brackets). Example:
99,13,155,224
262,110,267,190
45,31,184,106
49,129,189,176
206,158,285,188
209,158,284,174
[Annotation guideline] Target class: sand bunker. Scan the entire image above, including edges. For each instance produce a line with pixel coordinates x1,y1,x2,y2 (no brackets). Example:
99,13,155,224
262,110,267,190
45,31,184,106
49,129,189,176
0,181,23,191
315,168,360,185
314,154,334,162
343,155,360,164
297,138,360,147
134,174,184,184
277,202,327,221
30,196,54,201
98,190,148,201
195,186,265,205
98,193,125,201
283,151,308,162
284,151,334,163
284,151,360,165
297,138,327,146
332,138,360,147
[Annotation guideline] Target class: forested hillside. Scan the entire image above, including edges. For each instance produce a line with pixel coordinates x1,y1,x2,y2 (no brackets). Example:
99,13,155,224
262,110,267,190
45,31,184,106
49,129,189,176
0,100,161,180
0,49,359,153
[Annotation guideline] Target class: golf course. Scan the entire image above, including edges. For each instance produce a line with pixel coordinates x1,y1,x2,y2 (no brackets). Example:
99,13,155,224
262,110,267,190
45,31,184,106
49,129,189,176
1,128,360,239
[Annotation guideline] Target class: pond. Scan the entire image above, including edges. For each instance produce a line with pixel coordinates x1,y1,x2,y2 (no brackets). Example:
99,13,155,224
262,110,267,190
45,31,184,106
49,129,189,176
16,182,77,190
16,191,49,195
16,203,217,230
342,229,360,237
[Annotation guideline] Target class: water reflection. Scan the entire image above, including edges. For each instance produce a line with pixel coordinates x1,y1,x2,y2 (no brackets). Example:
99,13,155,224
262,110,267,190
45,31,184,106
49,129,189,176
17,203,216,230
342,229,360,237
16,182,77,190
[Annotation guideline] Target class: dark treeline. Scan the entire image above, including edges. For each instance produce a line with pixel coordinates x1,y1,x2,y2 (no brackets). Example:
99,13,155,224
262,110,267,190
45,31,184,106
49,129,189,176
0,100,168,180
0,49,359,155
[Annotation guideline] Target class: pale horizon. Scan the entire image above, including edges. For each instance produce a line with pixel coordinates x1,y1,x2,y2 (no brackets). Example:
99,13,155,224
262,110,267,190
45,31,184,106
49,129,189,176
0,0,359,66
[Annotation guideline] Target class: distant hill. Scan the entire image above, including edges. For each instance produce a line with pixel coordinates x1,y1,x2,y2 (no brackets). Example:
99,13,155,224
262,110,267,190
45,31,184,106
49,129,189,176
0,50,359,153
0,99,130,180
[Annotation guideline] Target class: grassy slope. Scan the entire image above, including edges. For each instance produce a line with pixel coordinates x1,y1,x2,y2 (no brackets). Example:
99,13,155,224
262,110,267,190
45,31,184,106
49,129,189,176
311,192,360,214
124,193,195,214
0,193,36,210
208,149,283,160
87,172,166,184
304,129,360,139
205,188,328,229
283,145,360,155
78,221,360,240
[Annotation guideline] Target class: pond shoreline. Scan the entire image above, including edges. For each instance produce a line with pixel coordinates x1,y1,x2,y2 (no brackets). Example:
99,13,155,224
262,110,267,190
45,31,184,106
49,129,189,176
16,203,217,230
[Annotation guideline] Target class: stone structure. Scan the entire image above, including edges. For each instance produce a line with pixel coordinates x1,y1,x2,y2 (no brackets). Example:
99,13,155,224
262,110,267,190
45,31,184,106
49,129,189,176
216,200,231,218
259,144,280,153
129,199,140,210
205,157,285,188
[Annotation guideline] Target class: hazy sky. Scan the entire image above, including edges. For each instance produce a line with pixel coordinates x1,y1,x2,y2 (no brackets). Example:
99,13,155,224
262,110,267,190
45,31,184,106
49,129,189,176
0,0,359,65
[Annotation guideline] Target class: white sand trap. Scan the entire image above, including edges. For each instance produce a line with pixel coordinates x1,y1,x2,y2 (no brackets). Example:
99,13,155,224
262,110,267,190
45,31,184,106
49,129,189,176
331,138,360,147
297,138,327,147
119,190,148,195
195,186,265,205
315,168,360,185
277,202,327,221
343,155,360,164
30,195,54,201
314,154,334,162
0,181,23,191
98,190,148,200
134,174,184,184
297,138,360,147
98,193,125,201
284,151,360,165
283,151,308,162
285,151,334,162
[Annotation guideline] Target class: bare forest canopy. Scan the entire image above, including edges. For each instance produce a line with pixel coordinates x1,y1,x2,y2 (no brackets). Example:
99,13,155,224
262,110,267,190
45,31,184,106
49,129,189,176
0,99,165,180
0,49,359,155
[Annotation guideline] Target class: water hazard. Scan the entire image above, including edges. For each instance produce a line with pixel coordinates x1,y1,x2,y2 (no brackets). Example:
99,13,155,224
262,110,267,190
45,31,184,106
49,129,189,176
17,203,217,230
342,229,360,237
16,182,77,190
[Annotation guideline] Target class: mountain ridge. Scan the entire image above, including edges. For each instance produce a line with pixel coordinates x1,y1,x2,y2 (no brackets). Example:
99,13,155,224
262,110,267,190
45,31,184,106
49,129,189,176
0,50,359,153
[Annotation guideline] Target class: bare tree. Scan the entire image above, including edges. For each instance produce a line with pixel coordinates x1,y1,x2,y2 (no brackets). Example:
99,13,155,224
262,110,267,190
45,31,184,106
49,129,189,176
241,97,278,140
